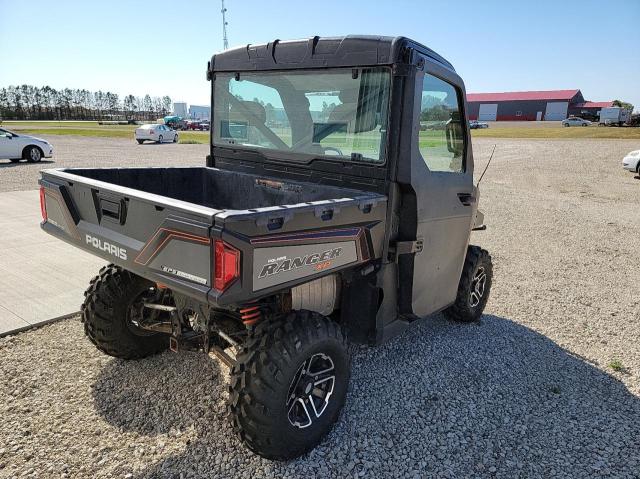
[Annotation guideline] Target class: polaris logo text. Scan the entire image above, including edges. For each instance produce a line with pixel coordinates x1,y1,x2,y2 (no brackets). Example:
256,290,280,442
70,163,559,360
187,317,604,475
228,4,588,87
85,234,128,260
258,247,342,278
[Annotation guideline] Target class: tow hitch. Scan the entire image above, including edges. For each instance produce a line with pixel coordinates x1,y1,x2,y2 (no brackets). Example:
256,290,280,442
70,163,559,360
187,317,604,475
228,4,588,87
140,302,237,366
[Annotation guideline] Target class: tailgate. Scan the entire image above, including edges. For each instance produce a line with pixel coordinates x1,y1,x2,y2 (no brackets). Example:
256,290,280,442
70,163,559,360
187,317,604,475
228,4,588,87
39,168,221,302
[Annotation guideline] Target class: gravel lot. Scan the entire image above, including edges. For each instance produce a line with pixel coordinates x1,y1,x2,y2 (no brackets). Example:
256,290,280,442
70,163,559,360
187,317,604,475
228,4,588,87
1,137,639,478
0,135,208,193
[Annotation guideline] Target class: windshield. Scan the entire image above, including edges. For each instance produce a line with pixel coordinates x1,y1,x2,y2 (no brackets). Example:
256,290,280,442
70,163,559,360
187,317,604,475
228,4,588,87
0,128,17,137
212,67,391,163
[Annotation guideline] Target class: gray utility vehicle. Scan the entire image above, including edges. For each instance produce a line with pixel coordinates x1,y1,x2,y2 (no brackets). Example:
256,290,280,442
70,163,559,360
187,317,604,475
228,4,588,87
39,35,492,460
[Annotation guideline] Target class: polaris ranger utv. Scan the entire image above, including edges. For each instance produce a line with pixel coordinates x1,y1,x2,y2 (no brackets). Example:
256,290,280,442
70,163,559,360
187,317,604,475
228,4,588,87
39,35,492,460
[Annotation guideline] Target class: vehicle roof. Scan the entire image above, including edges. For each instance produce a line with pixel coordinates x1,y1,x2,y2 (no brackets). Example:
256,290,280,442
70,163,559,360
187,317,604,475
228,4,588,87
210,35,454,73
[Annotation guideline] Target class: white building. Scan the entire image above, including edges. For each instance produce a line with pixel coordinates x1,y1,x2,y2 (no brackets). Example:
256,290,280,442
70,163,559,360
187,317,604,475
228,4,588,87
189,105,211,120
172,102,188,118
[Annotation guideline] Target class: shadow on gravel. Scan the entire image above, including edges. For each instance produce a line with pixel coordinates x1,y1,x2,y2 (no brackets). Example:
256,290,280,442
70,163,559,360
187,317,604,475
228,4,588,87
0,159,55,168
92,351,225,436
92,314,640,478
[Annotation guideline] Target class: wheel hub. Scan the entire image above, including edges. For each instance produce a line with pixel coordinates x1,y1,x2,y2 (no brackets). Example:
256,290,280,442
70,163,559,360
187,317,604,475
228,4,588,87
469,266,487,308
286,353,336,429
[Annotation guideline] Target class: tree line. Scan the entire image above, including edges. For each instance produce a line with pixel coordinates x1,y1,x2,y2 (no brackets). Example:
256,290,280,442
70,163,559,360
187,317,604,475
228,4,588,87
612,99,634,112
0,85,173,121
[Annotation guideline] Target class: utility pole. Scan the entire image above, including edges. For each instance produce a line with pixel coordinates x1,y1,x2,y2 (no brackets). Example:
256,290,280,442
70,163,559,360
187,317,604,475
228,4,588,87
221,0,229,50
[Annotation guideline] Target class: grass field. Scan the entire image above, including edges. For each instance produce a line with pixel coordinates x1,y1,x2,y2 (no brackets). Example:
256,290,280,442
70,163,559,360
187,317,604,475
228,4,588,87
2,120,639,143
471,126,640,139
2,121,106,127
1,122,210,143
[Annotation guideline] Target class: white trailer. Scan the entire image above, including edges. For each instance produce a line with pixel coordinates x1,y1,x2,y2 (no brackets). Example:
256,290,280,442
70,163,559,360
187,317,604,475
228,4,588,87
599,107,631,126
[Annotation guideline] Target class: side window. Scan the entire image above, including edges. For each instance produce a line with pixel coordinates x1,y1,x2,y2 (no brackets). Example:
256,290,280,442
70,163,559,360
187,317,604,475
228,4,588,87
418,73,465,173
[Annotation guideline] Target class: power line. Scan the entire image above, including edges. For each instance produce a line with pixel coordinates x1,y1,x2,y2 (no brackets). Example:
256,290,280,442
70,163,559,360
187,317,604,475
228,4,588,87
221,0,229,50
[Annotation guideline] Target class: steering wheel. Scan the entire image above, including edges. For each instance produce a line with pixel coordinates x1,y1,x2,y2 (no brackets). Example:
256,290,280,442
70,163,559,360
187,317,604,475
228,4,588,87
324,147,344,156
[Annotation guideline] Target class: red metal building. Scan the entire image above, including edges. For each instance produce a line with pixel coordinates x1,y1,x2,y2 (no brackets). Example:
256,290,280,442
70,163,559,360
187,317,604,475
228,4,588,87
466,89,612,121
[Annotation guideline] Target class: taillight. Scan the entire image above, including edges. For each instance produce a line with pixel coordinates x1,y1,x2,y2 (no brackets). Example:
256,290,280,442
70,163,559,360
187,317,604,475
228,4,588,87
150,130,155,134
39,186,47,221
214,240,240,291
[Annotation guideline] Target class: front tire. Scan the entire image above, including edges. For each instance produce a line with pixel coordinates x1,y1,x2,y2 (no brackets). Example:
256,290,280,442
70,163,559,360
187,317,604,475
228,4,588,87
229,311,350,460
173,134,178,143
82,265,169,359
136,139,144,144
444,246,493,323
10,158,20,163
24,146,43,163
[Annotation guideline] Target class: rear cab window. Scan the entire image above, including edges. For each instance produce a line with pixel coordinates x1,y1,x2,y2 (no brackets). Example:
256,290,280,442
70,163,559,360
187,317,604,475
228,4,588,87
212,67,391,164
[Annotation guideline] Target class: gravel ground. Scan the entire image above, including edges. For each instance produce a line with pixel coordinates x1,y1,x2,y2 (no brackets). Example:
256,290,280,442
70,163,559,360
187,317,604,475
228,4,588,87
1,137,639,478
0,135,208,193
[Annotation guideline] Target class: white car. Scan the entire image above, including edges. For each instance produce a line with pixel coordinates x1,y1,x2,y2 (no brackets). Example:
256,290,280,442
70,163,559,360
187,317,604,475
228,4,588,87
134,124,178,144
562,117,591,127
0,127,53,163
622,150,640,174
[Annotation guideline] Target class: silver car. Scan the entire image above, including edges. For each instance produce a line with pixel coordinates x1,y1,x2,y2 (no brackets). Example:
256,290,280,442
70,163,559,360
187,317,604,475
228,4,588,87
622,150,640,174
134,124,179,144
562,117,591,127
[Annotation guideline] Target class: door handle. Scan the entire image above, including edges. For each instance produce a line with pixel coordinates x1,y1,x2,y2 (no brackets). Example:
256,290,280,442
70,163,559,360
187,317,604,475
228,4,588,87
457,193,476,206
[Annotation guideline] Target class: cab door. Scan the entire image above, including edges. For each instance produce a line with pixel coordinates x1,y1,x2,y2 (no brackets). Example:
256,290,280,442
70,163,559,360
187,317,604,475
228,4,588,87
406,58,475,317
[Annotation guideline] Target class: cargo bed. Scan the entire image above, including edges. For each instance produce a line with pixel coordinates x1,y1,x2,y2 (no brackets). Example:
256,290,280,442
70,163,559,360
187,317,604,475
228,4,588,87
39,167,387,305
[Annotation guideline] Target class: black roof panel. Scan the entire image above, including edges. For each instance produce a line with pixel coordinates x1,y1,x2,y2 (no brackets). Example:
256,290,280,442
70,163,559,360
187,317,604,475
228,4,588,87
209,35,454,73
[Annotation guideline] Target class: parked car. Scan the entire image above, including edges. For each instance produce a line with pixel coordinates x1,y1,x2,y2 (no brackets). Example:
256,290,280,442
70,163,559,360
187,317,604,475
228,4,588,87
134,124,178,144
187,121,210,131
562,117,591,127
622,150,640,174
0,127,53,163
469,120,489,129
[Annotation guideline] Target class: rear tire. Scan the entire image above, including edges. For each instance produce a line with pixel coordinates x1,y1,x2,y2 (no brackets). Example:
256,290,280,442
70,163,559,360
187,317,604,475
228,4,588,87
173,134,178,143
10,158,20,163
444,246,492,323
24,146,43,163
157,135,163,144
136,139,144,144
229,311,350,460
82,264,169,359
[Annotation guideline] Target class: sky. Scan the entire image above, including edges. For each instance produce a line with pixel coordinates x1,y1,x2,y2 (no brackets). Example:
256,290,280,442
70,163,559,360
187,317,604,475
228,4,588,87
1,0,639,111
